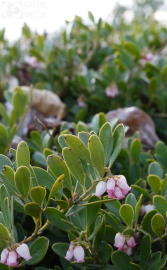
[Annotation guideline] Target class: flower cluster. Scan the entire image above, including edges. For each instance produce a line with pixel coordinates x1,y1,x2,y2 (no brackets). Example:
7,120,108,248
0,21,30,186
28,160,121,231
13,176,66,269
0,243,32,267
114,233,136,255
65,242,85,263
95,175,131,200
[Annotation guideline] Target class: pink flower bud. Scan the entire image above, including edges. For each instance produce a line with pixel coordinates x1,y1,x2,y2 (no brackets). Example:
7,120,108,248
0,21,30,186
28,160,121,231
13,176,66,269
65,250,74,261
126,237,136,248
0,249,9,264
114,234,125,250
117,179,131,194
107,189,116,198
95,181,107,197
69,242,74,251
114,233,121,247
114,187,124,200
73,246,85,263
16,243,32,261
107,178,115,191
6,251,18,266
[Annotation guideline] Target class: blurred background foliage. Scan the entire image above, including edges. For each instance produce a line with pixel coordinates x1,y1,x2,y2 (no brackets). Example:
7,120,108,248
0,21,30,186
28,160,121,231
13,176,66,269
0,0,167,140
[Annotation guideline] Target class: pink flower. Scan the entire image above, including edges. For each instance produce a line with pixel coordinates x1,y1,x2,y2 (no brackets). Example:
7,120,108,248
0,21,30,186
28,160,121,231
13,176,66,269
123,244,132,255
105,84,118,98
65,250,74,261
114,234,125,250
114,187,124,200
0,249,9,264
16,243,32,261
107,178,115,191
73,246,85,263
114,233,136,255
95,181,107,197
126,237,136,248
117,179,131,194
6,251,18,266
107,175,131,200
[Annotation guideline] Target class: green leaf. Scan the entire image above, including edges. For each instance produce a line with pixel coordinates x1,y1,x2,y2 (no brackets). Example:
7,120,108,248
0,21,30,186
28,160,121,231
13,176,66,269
16,141,30,167
15,166,31,198
130,138,141,164
76,122,88,133
124,42,141,57
105,199,121,219
155,141,167,161
161,175,167,196
141,210,157,236
88,11,95,22
99,122,113,165
58,134,69,149
149,77,158,95
148,162,163,179
2,165,15,186
153,195,167,217
33,167,55,190
48,175,64,204
132,185,152,200
0,223,10,240
109,124,125,167
101,244,113,263
112,251,134,270
44,207,76,231
101,209,124,232
161,65,167,85
91,114,99,134
10,123,17,142
120,204,134,227
29,47,45,62
148,175,161,195
62,148,85,187
51,199,69,209
88,135,104,177
125,193,137,222
28,237,49,265
64,134,92,164
78,132,90,148
30,187,46,205
88,215,103,240
151,214,165,238
24,202,41,219
52,243,69,257
0,155,13,171
140,234,151,268
0,124,8,154
12,88,28,116
77,196,101,230
0,103,9,123
47,155,72,192
135,194,143,225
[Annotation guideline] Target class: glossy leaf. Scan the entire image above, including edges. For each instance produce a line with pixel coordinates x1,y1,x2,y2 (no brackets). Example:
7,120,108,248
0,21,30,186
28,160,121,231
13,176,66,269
47,155,72,191
99,122,113,165
16,141,30,167
24,202,41,219
88,135,104,176
151,214,165,238
15,166,31,198
109,124,125,167
62,148,85,187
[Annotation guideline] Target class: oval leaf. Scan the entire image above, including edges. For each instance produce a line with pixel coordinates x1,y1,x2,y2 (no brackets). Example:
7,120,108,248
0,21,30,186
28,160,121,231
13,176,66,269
88,135,104,177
